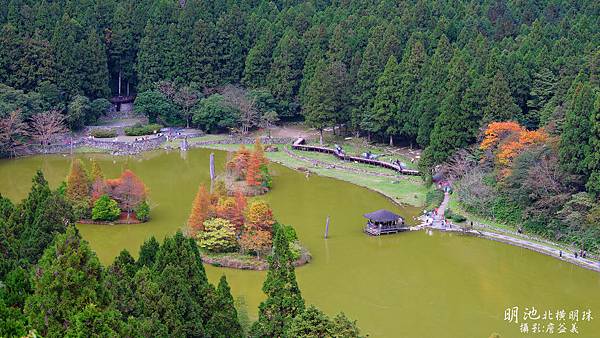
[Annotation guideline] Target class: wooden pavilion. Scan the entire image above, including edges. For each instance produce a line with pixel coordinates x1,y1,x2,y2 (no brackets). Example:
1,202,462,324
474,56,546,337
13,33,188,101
363,209,406,236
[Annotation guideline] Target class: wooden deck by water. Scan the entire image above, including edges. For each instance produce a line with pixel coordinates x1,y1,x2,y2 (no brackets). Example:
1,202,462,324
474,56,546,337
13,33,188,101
291,138,421,176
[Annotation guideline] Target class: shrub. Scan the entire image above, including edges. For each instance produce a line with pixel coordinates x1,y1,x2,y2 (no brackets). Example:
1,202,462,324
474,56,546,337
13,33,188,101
445,209,467,223
192,94,239,133
289,240,302,261
260,164,272,189
135,200,150,222
92,195,121,221
91,129,117,138
492,196,522,225
197,218,237,253
124,123,163,136
134,90,178,125
425,189,444,208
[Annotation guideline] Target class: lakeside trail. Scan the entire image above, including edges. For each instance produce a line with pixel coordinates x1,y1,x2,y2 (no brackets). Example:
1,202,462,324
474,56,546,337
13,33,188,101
419,193,600,273
276,148,600,273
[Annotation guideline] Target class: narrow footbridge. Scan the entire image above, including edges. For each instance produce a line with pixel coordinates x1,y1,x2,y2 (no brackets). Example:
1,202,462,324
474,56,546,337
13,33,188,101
291,138,420,176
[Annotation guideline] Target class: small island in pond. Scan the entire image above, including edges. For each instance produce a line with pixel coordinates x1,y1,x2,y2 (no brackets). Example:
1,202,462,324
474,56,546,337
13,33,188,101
223,139,272,196
187,144,309,270
66,159,150,224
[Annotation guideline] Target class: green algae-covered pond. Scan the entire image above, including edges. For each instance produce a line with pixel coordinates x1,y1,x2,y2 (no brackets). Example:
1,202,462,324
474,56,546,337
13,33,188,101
1,148,599,338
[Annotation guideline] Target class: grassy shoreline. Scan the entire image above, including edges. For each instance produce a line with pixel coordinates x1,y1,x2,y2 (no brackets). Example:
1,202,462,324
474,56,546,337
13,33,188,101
197,143,428,208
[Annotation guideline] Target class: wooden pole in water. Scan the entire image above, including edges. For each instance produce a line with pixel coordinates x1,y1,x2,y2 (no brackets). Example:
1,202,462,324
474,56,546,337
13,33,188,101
324,216,330,239
209,153,215,181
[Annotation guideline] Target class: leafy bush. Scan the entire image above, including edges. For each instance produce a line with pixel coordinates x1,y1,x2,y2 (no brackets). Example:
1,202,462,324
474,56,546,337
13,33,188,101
192,94,239,133
445,209,467,223
124,123,163,136
425,189,444,208
92,195,121,221
135,200,150,222
197,218,237,253
88,98,112,124
260,164,272,189
492,196,523,225
289,240,302,261
134,90,178,125
90,129,117,138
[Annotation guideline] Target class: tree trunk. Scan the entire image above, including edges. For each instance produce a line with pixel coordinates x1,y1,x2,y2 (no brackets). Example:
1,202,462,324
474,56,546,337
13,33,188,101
319,129,323,145
389,135,394,146
118,71,122,96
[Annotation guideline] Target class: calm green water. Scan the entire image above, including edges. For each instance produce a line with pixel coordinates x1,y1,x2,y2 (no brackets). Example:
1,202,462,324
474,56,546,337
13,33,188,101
0,148,598,338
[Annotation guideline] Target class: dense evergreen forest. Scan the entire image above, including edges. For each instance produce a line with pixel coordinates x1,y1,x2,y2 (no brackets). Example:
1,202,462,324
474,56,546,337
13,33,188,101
0,0,597,156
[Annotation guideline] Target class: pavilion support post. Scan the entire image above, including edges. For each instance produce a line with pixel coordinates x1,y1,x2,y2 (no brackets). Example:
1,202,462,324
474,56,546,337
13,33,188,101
324,216,330,239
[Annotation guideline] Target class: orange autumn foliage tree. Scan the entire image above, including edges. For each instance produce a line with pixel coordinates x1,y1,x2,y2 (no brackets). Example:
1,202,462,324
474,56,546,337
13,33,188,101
227,144,252,180
227,139,270,187
66,159,90,203
497,129,549,165
245,200,275,232
216,197,245,230
90,160,107,202
480,121,524,151
479,121,550,175
113,169,147,219
246,151,263,186
239,227,272,258
188,184,212,232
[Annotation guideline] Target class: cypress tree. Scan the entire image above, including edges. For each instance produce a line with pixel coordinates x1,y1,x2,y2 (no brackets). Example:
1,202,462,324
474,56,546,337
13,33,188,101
51,14,84,96
66,159,90,204
109,1,137,96
369,55,402,145
243,25,275,88
527,67,557,127
559,81,594,178
586,93,600,195
415,34,453,147
206,276,243,337
268,28,305,118
214,6,247,84
81,28,110,99
250,225,304,337
398,37,426,141
137,235,160,268
302,59,336,144
190,19,218,88
482,71,521,125
105,250,138,317
24,226,110,337
422,53,477,167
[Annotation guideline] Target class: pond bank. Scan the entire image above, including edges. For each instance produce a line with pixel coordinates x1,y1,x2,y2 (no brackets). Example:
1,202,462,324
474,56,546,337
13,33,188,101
200,249,312,270
422,193,600,273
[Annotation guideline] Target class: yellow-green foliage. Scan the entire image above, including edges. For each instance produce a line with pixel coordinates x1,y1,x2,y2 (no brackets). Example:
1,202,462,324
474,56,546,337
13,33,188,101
197,218,237,253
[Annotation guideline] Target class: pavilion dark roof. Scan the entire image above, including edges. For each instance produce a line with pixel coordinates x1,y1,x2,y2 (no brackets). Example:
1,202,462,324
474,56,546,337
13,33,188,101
363,209,402,222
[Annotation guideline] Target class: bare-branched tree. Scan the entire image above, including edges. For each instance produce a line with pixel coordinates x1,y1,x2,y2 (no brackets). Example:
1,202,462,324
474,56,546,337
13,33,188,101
174,86,199,128
259,111,279,139
222,85,260,135
29,110,67,150
0,110,29,157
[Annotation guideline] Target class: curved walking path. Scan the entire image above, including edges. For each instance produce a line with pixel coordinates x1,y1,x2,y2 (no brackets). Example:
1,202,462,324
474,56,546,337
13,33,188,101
282,146,401,178
419,193,600,273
